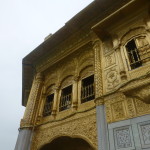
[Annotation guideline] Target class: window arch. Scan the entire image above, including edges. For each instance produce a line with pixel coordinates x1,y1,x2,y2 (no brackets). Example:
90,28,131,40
124,35,150,70
43,84,55,117
79,65,95,103
120,27,150,70
59,75,74,111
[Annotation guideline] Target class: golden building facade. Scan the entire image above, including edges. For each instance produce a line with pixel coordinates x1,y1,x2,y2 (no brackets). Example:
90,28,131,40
15,0,150,150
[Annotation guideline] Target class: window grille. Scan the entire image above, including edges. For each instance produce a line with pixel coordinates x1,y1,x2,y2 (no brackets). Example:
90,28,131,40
59,85,72,111
81,75,95,103
125,38,150,70
43,94,54,117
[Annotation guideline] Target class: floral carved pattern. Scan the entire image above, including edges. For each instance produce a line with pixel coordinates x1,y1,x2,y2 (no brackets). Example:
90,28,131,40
105,93,150,123
126,98,136,118
105,53,116,68
140,124,150,145
21,74,43,127
31,113,97,150
112,101,126,121
135,99,150,115
105,67,120,91
93,41,103,97
114,127,132,149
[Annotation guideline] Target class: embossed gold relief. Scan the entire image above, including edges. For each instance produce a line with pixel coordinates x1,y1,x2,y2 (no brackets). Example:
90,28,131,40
105,53,116,68
31,111,97,150
105,92,150,123
126,98,136,118
135,99,150,116
44,46,94,90
36,33,92,72
112,101,126,121
21,73,44,128
93,40,103,98
105,67,120,91
125,83,150,104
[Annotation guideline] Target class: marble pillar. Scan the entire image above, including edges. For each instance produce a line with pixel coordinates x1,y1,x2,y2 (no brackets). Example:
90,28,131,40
14,129,32,150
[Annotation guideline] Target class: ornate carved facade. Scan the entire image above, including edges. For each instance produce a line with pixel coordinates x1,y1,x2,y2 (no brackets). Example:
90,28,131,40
15,0,150,150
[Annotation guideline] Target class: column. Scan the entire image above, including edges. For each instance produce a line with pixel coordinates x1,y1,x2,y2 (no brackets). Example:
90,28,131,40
96,99,109,150
93,40,109,150
51,86,59,116
15,73,43,150
115,45,127,81
36,92,46,123
14,129,32,150
72,76,79,110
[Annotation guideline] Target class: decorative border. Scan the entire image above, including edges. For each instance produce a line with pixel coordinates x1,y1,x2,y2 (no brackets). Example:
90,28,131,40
138,120,150,149
113,126,135,150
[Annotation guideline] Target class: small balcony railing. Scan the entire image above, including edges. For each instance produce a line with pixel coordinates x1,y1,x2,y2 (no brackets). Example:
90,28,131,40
81,83,95,103
127,45,150,69
43,101,53,116
59,94,71,111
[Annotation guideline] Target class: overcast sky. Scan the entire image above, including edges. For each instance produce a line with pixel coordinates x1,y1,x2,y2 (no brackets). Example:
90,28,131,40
0,0,93,149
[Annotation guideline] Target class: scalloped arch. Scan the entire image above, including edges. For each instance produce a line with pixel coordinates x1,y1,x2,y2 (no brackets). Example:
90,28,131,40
120,26,147,45
59,75,74,88
38,134,95,150
79,65,94,79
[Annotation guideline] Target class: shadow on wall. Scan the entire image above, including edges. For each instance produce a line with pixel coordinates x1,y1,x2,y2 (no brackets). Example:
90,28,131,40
40,136,94,150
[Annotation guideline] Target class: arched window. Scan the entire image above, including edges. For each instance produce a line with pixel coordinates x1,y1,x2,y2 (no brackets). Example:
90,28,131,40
59,85,72,111
43,94,54,116
59,76,73,111
43,85,55,117
125,36,150,70
81,74,95,103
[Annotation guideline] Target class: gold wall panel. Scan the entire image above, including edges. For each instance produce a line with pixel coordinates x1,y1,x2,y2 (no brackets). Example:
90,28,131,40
105,93,150,123
31,110,97,150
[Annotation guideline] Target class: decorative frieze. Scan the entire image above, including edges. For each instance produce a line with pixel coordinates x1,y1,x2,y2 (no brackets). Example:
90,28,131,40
93,40,103,98
138,121,150,148
105,52,116,68
105,66,120,91
31,111,97,150
105,92,150,123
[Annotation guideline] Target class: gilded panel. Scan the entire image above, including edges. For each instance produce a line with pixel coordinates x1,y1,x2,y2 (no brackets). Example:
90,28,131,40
112,101,126,121
134,99,150,116
31,111,97,150
104,66,120,92
105,52,116,68
105,93,150,123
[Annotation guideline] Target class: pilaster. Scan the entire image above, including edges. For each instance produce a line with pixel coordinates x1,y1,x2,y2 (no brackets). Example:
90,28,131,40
115,45,127,81
51,85,59,116
21,72,44,128
14,129,32,150
93,40,103,98
72,76,79,110
93,38,109,150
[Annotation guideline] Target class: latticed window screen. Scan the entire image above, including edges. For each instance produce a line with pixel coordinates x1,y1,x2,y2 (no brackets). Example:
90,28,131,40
125,37,150,70
81,75,95,103
59,85,72,111
43,94,54,116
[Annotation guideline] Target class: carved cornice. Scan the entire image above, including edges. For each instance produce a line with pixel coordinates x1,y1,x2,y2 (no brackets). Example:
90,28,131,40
36,36,92,72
